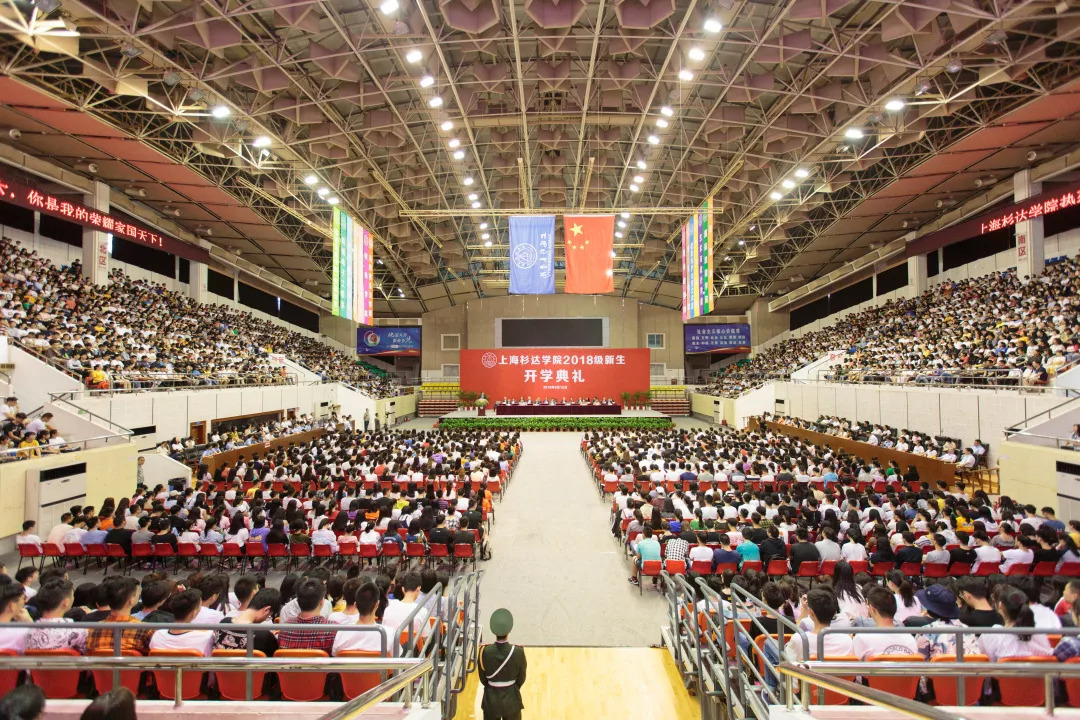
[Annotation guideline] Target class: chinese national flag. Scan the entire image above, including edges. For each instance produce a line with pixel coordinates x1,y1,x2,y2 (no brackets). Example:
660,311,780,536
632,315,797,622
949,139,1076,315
563,215,614,294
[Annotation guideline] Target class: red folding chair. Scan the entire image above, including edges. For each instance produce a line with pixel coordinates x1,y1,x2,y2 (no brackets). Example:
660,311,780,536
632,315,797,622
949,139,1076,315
997,656,1058,706
150,648,205,700
742,560,763,573
406,542,427,565
869,562,894,581
948,562,971,577
818,560,837,577
847,560,869,574
289,543,311,572
923,563,949,579
199,543,220,570
766,559,789,577
714,562,739,574
266,543,288,571
86,544,107,573
930,654,988,706
153,543,176,574
25,648,83,698
690,560,713,574
274,649,330,701
106,544,128,575
42,542,64,568
453,543,475,570
381,542,402,565
358,543,380,567
640,559,663,594
974,562,1000,577
865,654,923,699
336,650,386,700
429,543,449,566
665,559,687,575
0,649,18,695
212,649,267,700
17,543,43,572
899,561,922,577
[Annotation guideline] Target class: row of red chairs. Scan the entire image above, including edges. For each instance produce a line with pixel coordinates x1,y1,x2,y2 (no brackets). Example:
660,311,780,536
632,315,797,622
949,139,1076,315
0,647,386,702
19,539,479,576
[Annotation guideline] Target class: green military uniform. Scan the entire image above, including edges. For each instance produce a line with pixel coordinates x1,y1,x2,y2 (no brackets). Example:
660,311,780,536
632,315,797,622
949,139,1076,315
479,609,526,720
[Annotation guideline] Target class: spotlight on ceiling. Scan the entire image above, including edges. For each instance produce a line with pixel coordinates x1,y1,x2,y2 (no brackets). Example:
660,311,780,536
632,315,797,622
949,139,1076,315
629,184,640,192
655,117,669,128
633,175,644,183
781,179,796,190
986,29,1008,45
660,106,674,117
481,233,490,240
453,150,465,160
73,161,98,174
688,47,706,62
677,69,694,81
327,196,340,205
704,16,722,33
120,42,142,59
317,187,330,197
647,134,660,145
885,98,906,111
448,138,461,148
471,201,481,208
252,135,271,148
617,221,626,228
428,96,443,108
794,168,810,179
304,174,319,186
462,176,474,186
468,193,478,201
620,212,630,219
123,186,146,198
844,127,864,140
406,48,423,64
914,80,931,96
636,159,647,170
211,105,230,118
615,231,623,238
194,226,213,236
484,240,492,247
936,197,957,208
419,75,435,88
974,175,997,188
769,191,783,201
162,205,180,217
379,0,399,14
162,71,181,87
945,58,962,74
33,0,61,14
440,120,453,131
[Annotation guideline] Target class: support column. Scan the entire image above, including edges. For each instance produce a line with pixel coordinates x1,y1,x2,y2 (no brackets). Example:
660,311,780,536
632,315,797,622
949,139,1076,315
189,261,208,303
908,253,928,297
747,298,789,348
81,180,109,285
1015,168,1045,280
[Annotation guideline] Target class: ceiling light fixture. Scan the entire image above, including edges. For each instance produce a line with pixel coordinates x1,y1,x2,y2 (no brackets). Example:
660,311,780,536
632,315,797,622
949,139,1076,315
428,96,443,108
678,69,694,81
463,176,474,186
120,42,142,59
647,134,660,145
468,193,478,201
453,150,465,160
885,98,905,111
620,212,630,219
617,221,626,228
633,174,644,183
480,222,489,229
440,120,453,131
252,135,271,148
317,187,330,197
211,105,230,118
484,240,492,247
162,71,181,87
660,105,674,117
419,75,435,87
655,117,669,128
781,179,796,189
945,58,962,74
327,196,340,205
610,250,617,258
704,17,722,33
629,183,640,192
448,138,461,148
481,233,490,240
769,191,783,200
471,201,481,208
749,225,756,231
738,239,745,246
914,79,931,96
406,48,423,64
304,174,319,185
794,168,810,179
688,47,706,62
844,127,864,139
379,0,399,14
636,159,647,170
615,231,623,238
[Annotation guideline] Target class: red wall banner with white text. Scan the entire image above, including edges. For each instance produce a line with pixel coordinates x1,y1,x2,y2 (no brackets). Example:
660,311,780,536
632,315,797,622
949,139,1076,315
459,348,650,402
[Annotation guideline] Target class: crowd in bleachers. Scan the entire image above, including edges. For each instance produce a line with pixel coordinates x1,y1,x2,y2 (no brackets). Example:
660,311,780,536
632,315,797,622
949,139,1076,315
157,412,334,464
773,414,981,466
0,237,400,398
705,256,1080,397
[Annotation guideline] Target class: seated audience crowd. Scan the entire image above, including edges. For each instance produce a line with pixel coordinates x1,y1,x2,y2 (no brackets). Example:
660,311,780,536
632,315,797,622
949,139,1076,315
157,412,336,463
773,414,984,467
0,237,400,398
705,256,1080,397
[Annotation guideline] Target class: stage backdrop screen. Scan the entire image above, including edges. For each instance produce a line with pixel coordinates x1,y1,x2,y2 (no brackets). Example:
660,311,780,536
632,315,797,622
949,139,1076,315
498,318,606,347
460,348,649,401
356,327,421,356
685,323,752,353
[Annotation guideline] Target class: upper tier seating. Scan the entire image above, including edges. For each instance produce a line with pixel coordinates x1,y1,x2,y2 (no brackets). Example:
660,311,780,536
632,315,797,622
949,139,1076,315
705,256,1080,397
0,238,400,398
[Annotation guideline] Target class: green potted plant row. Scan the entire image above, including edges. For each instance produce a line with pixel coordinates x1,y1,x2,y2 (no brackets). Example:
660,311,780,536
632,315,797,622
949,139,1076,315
437,417,673,432
620,391,652,410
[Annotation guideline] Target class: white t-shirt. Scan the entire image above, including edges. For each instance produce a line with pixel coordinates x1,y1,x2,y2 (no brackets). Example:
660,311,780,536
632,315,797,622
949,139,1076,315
193,606,224,625
331,623,394,656
149,629,214,656
328,610,359,625
688,546,713,563
0,628,26,654
382,599,428,637
852,631,918,660
973,544,1002,571
893,596,923,624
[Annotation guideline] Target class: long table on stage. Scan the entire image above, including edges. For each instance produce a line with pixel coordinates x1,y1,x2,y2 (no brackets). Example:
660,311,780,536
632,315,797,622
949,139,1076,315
495,403,622,416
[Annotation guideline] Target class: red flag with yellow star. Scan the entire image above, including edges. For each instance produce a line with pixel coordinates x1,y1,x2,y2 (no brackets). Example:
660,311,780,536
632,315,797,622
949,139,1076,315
563,215,614,294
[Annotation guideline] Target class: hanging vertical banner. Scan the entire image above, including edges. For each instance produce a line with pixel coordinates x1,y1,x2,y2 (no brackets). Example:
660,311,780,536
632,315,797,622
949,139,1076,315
682,196,714,321
331,207,373,324
563,215,615,294
508,215,556,294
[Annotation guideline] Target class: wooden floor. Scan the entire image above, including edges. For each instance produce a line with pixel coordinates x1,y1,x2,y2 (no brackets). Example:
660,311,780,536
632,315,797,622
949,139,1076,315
452,647,700,719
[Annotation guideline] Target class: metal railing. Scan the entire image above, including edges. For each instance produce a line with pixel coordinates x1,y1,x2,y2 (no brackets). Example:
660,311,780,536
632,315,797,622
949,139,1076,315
777,662,959,720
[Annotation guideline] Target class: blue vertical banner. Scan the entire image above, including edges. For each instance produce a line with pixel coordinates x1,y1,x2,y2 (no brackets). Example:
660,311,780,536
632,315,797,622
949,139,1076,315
508,215,555,295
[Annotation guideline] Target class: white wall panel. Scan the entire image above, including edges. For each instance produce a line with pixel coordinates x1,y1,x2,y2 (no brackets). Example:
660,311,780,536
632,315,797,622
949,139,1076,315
817,386,836,417
853,386,881,425
906,390,941,436
939,392,979,442
214,391,242,419
835,386,857,420
241,389,264,415
878,389,909,430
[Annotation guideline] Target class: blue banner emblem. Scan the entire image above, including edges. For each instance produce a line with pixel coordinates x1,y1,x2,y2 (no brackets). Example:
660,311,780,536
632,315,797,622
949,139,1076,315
509,215,555,295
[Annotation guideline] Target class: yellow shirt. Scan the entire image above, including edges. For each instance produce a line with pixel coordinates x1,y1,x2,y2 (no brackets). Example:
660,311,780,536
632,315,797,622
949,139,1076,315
18,439,40,457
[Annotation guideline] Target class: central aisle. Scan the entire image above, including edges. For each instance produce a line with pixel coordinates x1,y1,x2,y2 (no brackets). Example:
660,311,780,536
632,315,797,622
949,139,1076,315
478,432,668,647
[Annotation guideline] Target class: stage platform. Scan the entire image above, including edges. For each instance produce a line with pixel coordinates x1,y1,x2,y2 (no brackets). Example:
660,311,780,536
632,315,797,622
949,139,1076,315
440,408,667,418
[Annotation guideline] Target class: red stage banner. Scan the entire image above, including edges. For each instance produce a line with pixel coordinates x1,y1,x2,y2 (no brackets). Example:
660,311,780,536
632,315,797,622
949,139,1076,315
460,348,650,402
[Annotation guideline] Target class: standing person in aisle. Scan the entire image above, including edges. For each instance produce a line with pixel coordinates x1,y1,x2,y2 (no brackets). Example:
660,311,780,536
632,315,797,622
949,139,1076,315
479,608,527,720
